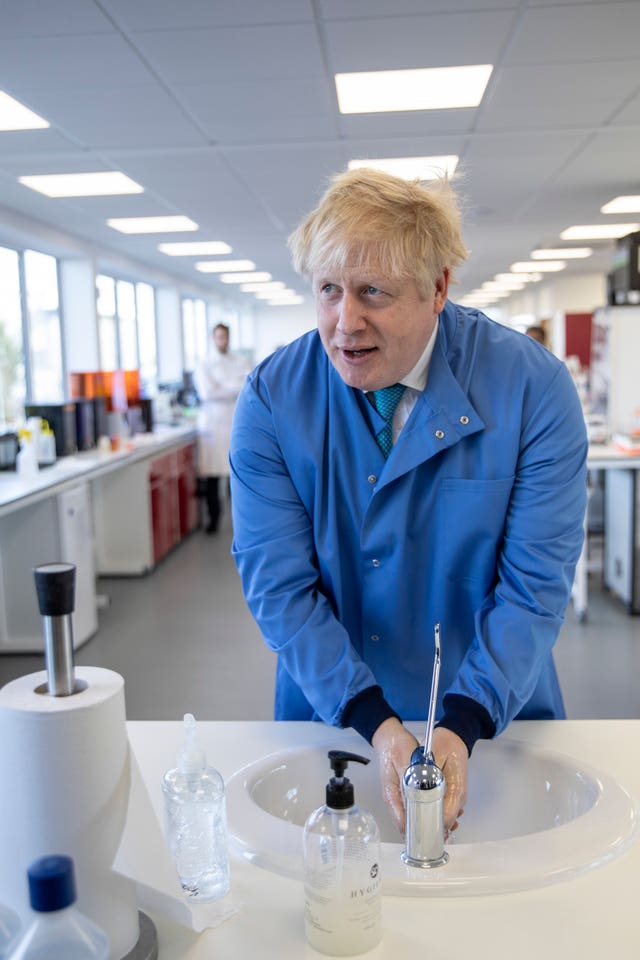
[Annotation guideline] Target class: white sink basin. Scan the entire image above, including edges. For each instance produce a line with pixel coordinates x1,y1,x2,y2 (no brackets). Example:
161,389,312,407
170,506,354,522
226,731,638,896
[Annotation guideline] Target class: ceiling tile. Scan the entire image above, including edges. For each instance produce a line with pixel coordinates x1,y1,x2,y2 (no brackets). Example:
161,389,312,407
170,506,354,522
0,34,154,91
476,61,640,130
505,2,640,63
27,85,207,150
174,77,338,143
101,0,314,30
131,23,325,84
323,10,517,72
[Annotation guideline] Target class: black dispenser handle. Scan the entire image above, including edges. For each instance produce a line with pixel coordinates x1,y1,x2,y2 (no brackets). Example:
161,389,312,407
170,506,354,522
33,562,76,617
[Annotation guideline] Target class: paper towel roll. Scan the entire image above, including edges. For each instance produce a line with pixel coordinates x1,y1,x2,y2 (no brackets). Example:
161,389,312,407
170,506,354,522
0,666,140,959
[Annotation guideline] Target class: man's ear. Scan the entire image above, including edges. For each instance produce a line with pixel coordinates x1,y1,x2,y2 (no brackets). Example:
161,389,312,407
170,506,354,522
433,269,450,312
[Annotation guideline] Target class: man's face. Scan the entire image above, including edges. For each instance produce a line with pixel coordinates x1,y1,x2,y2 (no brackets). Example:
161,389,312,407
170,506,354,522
313,264,449,391
214,327,229,353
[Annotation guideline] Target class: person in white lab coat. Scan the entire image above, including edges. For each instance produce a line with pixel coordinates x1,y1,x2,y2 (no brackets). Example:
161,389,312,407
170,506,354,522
194,323,250,533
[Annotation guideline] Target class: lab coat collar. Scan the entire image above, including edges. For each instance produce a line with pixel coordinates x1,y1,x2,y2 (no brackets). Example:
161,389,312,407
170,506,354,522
376,300,486,487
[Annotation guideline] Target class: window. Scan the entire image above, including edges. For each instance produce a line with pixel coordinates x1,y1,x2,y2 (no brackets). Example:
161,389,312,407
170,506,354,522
116,280,138,369
23,249,64,403
97,274,117,371
136,282,157,393
0,246,25,426
182,297,207,372
97,274,156,386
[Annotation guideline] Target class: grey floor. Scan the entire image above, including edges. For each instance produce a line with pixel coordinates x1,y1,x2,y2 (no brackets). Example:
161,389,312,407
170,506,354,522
1,502,639,722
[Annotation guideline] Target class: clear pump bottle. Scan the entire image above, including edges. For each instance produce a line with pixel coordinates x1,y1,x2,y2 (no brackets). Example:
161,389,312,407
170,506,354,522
7,855,109,960
162,713,230,902
0,901,20,960
303,750,382,956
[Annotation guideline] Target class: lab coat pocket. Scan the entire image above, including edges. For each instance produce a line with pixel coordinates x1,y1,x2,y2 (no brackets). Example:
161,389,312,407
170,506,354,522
440,475,515,585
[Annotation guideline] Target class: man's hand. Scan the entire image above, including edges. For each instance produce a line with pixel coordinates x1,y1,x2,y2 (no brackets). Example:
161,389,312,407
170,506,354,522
432,726,468,837
372,719,469,839
371,717,418,836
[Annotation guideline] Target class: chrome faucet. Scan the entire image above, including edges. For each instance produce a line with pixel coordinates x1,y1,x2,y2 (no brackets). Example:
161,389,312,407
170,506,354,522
401,623,449,868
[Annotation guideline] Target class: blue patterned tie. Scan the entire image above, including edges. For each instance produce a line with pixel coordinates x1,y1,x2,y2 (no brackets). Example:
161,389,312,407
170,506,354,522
372,384,406,457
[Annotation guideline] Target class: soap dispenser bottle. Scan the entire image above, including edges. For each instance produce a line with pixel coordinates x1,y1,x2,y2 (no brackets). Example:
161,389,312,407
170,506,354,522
162,713,230,902
303,750,382,956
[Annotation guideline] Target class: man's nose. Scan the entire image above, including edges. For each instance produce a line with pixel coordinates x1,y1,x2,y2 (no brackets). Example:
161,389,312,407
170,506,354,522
336,292,366,334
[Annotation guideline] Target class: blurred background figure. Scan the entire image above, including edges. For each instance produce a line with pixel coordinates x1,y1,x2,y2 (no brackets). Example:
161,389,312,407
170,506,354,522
526,325,547,347
194,324,250,534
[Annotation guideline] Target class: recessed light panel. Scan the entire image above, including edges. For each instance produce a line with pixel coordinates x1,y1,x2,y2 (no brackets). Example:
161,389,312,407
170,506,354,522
0,91,49,130
220,272,271,284
600,196,640,215
335,65,493,114
348,156,459,180
159,241,232,256
560,224,640,240
240,282,285,293
107,216,198,233
195,260,256,273
511,261,566,273
530,247,593,259
19,172,143,197
267,296,304,306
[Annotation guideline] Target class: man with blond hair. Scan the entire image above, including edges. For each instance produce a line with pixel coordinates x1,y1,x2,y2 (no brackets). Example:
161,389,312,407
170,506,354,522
230,168,587,837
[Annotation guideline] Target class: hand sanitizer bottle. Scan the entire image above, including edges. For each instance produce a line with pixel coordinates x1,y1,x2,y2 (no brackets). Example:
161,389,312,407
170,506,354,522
7,855,109,959
303,750,382,956
0,901,20,960
162,713,230,902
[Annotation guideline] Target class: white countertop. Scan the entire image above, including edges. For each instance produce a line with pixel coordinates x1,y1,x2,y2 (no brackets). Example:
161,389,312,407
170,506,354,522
587,443,640,468
127,719,640,960
0,424,197,517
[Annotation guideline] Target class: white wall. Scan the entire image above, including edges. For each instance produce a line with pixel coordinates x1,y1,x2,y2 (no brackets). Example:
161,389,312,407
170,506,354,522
252,303,316,362
500,273,607,324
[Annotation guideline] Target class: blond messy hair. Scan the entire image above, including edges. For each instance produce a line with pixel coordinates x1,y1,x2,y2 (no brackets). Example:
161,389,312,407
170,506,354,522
288,167,468,298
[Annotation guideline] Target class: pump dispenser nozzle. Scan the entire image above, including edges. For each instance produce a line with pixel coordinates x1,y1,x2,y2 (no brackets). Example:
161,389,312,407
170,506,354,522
325,750,370,809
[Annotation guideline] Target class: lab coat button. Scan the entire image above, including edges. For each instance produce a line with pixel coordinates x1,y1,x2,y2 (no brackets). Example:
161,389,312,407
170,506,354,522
459,415,469,425
368,474,377,484
370,634,380,643
435,429,445,439
372,559,381,568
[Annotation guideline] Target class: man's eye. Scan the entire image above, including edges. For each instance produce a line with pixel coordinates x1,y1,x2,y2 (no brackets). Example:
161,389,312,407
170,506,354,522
321,283,337,294
365,285,381,295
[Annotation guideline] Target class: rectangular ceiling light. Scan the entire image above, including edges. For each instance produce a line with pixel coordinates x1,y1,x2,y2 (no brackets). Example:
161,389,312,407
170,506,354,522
220,272,271,284
511,260,566,273
240,281,285,293
196,260,256,273
495,272,543,283
267,296,304,306
335,64,493,114
560,224,640,240
348,156,458,180
530,247,593,259
600,196,640,214
159,241,232,256
0,90,49,130
107,216,198,234
19,171,143,197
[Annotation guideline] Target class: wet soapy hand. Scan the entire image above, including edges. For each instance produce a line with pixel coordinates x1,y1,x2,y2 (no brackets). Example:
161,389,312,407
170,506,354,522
432,726,468,838
372,719,468,839
371,717,418,836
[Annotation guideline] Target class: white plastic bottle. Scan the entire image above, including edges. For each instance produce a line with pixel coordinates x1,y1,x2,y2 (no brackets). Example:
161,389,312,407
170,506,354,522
0,901,20,959
162,713,230,902
16,431,39,478
7,855,109,960
303,750,382,956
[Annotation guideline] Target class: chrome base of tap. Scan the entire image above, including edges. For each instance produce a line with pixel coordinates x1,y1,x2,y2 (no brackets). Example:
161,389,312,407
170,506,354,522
400,850,449,869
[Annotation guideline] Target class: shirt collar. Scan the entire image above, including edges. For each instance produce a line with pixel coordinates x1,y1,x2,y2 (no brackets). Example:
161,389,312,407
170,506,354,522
399,317,439,392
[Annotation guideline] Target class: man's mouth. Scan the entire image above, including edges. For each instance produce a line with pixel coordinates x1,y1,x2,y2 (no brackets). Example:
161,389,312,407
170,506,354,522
341,347,376,358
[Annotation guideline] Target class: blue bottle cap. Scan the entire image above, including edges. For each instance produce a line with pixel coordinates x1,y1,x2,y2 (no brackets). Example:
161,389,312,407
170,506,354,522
27,855,77,912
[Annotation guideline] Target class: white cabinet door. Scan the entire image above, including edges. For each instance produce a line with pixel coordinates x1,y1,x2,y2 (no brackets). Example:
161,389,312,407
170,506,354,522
57,482,98,645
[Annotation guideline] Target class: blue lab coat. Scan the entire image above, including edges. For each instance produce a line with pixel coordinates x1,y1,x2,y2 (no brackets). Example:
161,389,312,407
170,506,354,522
230,301,587,735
